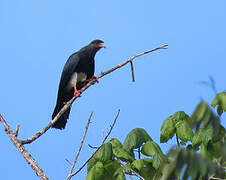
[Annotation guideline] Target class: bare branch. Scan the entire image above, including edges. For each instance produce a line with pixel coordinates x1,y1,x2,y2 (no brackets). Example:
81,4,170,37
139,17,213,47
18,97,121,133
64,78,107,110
67,112,93,180
20,97,77,144
69,109,120,178
0,114,49,180
20,44,168,145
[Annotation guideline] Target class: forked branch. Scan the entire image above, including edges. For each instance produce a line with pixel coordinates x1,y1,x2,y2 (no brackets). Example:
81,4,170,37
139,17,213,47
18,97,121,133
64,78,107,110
20,44,168,145
0,114,49,180
68,109,120,179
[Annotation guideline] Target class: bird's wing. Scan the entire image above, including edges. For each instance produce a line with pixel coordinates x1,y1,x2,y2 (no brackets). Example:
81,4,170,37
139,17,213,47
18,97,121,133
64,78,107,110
57,52,80,96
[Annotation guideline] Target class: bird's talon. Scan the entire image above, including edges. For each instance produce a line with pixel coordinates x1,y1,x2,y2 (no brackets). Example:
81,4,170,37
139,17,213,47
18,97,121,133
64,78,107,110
84,76,99,83
74,90,81,97
92,76,99,83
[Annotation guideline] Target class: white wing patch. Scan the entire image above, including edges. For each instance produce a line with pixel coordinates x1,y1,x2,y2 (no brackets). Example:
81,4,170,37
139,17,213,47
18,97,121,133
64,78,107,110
67,72,87,89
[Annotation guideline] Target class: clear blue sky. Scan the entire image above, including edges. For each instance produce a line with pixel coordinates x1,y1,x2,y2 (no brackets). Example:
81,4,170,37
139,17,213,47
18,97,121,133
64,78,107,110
0,0,225,179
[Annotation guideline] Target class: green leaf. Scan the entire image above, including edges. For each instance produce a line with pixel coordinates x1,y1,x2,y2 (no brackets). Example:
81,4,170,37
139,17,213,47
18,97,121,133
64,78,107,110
86,161,125,180
123,128,152,152
112,146,135,162
220,142,226,166
140,163,156,180
160,115,176,143
175,118,194,142
86,161,104,180
141,141,166,170
131,158,152,171
87,143,112,172
109,138,123,148
152,153,166,170
192,100,219,126
191,101,221,147
113,168,126,180
131,158,156,180
103,161,125,180
211,91,226,115
192,122,221,149
200,140,224,160
131,159,145,171
109,138,134,162
95,143,112,162
173,111,191,125
192,100,208,124
141,140,163,156
160,111,192,143
202,123,218,145
192,128,204,148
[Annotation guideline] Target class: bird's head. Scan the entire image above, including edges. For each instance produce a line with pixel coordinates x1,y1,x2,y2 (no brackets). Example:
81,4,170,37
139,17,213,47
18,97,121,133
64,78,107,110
90,39,106,50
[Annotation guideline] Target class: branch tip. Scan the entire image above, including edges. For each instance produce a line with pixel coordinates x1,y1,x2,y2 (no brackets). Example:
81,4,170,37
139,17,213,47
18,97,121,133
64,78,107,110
130,61,135,82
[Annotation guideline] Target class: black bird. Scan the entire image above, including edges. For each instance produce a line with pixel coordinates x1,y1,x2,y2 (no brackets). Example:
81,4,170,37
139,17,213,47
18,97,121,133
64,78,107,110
52,40,106,129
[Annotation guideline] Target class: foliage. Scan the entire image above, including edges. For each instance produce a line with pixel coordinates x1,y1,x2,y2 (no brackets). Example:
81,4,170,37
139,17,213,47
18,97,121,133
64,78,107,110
86,128,165,180
162,148,226,180
160,111,193,143
86,92,226,180
211,91,226,116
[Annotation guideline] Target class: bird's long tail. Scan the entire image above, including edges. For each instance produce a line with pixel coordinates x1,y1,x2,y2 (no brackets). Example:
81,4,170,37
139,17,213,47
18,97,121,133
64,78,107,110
52,101,71,129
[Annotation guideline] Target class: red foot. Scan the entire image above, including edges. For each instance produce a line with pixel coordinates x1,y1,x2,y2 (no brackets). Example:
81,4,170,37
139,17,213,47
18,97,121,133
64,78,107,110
85,76,99,83
73,86,81,97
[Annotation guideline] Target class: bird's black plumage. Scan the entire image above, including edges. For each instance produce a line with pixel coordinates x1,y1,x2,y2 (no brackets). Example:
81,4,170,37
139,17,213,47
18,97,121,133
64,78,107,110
52,40,105,129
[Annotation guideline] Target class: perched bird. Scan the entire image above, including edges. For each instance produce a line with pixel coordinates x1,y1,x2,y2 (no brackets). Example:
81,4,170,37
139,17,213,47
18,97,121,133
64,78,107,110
52,40,106,129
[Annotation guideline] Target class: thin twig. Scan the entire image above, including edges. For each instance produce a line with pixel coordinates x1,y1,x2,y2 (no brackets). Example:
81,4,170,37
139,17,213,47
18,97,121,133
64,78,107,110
65,159,73,166
14,124,20,137
67,112,93,180
118,160,145,180
199,76,217,95
69,109,120,178
0,114,49,180
20,44,168,145
88,144,98,149
130,61,135,82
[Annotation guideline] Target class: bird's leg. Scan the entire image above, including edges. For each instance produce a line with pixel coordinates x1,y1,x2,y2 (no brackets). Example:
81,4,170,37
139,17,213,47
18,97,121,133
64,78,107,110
84,75,99,83
73,85,81,97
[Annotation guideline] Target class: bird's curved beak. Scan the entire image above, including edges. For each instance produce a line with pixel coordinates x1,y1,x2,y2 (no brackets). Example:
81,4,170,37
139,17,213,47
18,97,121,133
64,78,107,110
99,43,106,48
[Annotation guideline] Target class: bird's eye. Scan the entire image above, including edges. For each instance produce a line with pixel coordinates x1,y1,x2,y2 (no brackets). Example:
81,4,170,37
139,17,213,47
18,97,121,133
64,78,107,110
95,43,100,48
